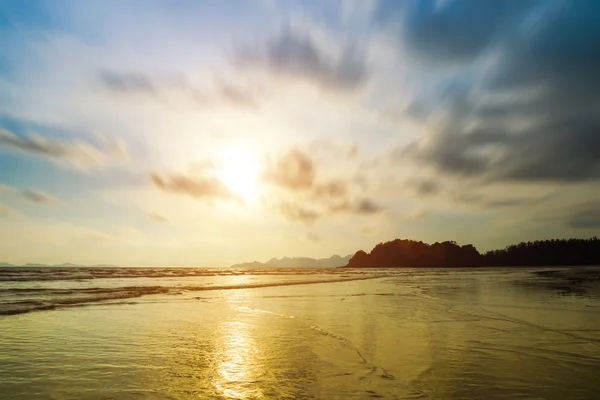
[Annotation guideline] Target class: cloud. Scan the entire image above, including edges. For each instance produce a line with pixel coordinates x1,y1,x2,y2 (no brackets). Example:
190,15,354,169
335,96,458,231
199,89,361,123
482,195,550,209
379,0,537,63
401,175,552,211
213,78,257,108
97,70,258,107
0,204,18,217
263,149,316,190
0,128,129,169
306,231,320,242
312,180,348,199
148,213,169,223
21,190,58,204
98,70,157,94
381,2,600,186
309,140,360,161
151,172,240,203
354,198,383,214
277,201,321,224
274,197,381,225
236,31,367,91
407,179,442,196
403,114,600,183
567,204,600,229
263,146,384,224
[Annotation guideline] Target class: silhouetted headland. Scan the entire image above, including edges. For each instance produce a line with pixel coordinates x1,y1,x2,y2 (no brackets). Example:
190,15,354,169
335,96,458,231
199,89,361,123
345,237,600,268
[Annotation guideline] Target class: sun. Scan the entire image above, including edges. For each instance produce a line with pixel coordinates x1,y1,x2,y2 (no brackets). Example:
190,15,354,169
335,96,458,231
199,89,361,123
214,145,260,202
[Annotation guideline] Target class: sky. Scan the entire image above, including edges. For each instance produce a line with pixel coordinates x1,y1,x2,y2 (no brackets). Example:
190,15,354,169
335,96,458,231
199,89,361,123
0,0,599,266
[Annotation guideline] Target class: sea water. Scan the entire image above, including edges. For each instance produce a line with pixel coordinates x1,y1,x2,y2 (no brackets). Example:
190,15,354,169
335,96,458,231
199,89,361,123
1,267,599,399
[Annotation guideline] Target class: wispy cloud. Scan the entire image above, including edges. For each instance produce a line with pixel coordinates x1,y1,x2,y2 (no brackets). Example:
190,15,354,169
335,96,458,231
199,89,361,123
21,190,58,204
0,128,129,169
276,201,321,224
148,213,169,223
97,70,258,108
567,203,600,229
0,204,18,217
151,172,241,203
98,70,157,94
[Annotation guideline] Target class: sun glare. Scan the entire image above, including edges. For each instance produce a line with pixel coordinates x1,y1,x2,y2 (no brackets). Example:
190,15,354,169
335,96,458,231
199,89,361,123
214,145,260,202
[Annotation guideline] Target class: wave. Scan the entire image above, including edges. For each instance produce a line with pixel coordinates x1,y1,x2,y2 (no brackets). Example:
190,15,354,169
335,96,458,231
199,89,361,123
0,266,374,282
0,275,381,316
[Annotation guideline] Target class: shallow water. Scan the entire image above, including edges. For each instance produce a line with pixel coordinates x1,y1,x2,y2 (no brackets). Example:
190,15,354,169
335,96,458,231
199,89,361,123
1,267,599,399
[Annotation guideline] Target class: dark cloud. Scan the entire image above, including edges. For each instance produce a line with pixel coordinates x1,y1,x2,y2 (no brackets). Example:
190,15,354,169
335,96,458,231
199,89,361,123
384,1,600,185
0,128,128,168
236,32,367,91
354,198,383,214
489,1,600,91
407,179,442,196
404,117,600,183
151,172,241,203
378,0,538,62
21,190,57,204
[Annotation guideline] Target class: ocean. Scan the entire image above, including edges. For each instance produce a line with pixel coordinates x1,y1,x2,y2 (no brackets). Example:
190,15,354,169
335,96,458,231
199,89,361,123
1,266,599,399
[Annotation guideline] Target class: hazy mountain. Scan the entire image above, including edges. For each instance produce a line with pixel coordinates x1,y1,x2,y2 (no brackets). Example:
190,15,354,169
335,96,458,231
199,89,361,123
53,263,86,268
231,255,351,268
90,264,120,268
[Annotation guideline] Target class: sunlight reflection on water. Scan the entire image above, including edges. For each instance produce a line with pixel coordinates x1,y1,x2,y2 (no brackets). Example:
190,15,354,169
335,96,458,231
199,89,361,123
215,320,262,399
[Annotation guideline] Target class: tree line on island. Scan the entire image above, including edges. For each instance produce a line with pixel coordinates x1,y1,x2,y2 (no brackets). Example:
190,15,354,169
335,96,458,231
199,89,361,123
345,237,600,268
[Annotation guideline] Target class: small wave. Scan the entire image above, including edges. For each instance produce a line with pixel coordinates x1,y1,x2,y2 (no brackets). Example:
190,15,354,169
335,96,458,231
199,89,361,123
0,275,381,316
0,266,376,282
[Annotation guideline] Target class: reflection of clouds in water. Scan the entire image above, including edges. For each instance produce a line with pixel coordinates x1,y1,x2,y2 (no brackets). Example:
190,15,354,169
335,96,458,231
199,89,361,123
215,320,263,399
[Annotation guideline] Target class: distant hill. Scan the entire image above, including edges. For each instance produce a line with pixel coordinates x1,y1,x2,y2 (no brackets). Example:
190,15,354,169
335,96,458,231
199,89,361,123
231,255,352,268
